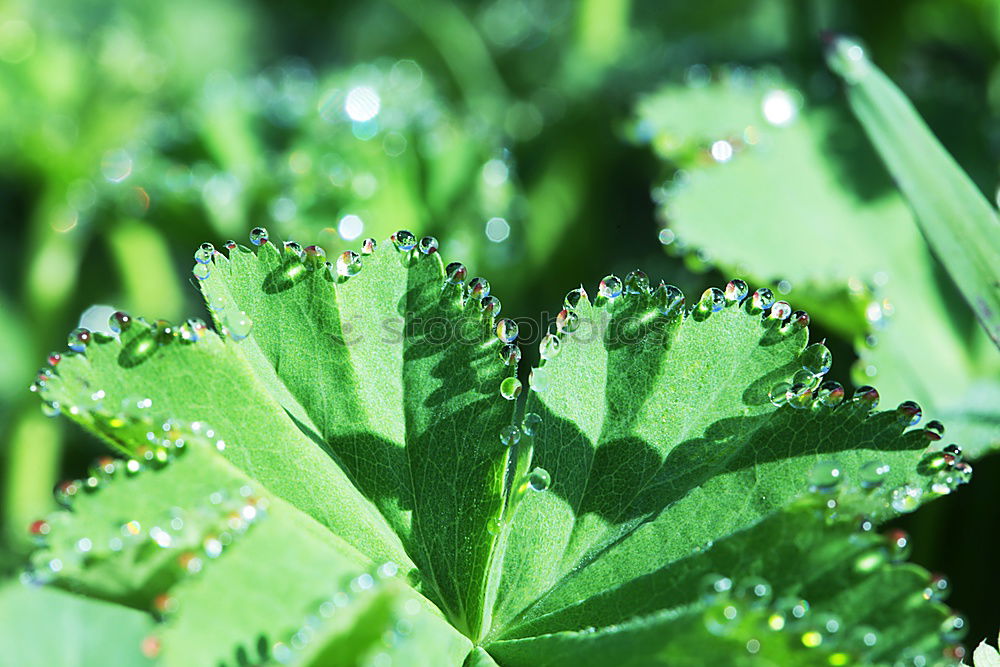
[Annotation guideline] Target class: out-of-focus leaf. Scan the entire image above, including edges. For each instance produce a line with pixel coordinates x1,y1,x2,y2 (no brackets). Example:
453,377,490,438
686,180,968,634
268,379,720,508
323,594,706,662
827,35,1000,351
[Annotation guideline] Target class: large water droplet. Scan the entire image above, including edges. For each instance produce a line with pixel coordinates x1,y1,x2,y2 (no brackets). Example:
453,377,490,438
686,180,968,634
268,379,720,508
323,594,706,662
724,279,748,303
522,413,542,436
304,245,326,263
529,367,551,392
923,420,945,441
703,602,740,637
786,383,812,409
698,288,725,313
68,328,92,353
250,227,269,246
750,288,774,311
480,296,501,316
527,467,550,491
556,309,579,333
598,275,622,300
336,251,363,277
769,381,791,407
192,263,210,281
815,381,844,408
769,301,792,321
624,270,649,295
418,236,438,254
564,287,587,310
500,377,521,400
393,230,416,251
225,312,253,341
496,319,518,343
890,484,922,513
468,277,490,299
108,311,132,335
808,460,842,492
788,310,810,329
361,238,377,255
499,425,520,447
445,262,467,284
539,333,561,361
653,282,685,316
859,461,889,489
895,400,922,427
194,243,215,264
801,343,832,376
499,344,521,366
852,386,879,410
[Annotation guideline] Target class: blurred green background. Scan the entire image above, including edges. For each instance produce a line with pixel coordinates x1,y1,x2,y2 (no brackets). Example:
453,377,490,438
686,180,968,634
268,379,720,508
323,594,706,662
2,0,999,646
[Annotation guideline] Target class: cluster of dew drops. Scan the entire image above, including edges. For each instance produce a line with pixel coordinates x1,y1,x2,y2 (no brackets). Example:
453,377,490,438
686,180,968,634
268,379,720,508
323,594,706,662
695,567,967,664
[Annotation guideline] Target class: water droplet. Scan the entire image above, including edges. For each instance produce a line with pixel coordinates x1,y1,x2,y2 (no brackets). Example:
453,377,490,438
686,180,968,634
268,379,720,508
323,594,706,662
922,574,950,602
194,243,215,264
418,236,438,254
769,381,791,407
499,344,520,366
923,420,945,441
885,528,911,562
808,460,842,492
529,367,551,392
943,443,962,458
468,277,490,299
859,461,890,489
223,240,237,252
940,614,967,642
564,287,587,310
724,279,748,303
250,227,269,246
304,245,326,262
786,383,812,409
791,369,819,389
361,238,377,255
801,343,832,376
703,602,740,636
500,377,521,400
496,319,518,343
852,386,879,410
556,309,579,334
499,425,520,447
470,300,501,329
800,630,822,648
336,251,363,277
815,381,844,408
736,577,772,607
192,263,210,281
653,283,685,316
68,328,91,353
41,400,60,417
917,450,951,476
769,301,792,320
598,275,622,300
47,352,61,367
284,241,304,260
527,467,550,491
789,310,810,328
225,312,253,341
445,262,467,284
539,333,561,360
896,400,922,426
953,461,972,485
750,288,774,311
624,270,649,294
108,311,132,335
890,484,922,513
393,230,416,251
522,413,542,436
698,287,725,313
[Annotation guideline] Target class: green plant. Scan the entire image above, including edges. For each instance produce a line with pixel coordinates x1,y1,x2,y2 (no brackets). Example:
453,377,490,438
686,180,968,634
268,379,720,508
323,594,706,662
9,228,975,665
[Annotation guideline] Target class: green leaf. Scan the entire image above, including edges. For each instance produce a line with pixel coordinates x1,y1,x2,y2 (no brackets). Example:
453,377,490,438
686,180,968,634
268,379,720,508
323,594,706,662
39,234,516,640
632,69,1000,457
485,282,959,656
27,419,470,666
827,35,1000,351
0,581,155,667
33,234,970,664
